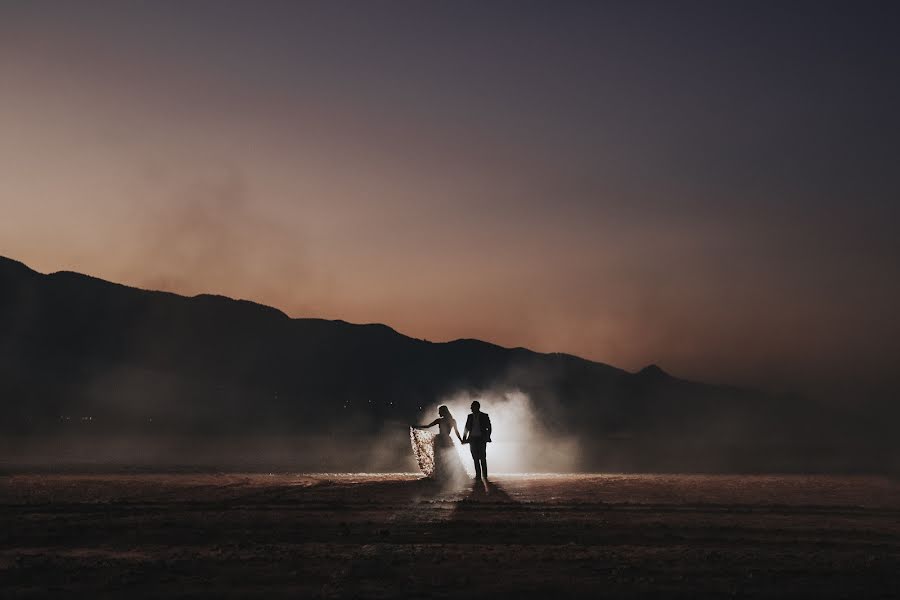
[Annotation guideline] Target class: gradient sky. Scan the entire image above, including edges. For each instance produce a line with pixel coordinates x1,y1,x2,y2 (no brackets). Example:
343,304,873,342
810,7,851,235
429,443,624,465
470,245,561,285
2,1,899,400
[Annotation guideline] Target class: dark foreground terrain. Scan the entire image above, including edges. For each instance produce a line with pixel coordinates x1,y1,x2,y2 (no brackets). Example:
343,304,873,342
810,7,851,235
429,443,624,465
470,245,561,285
1,472,898,598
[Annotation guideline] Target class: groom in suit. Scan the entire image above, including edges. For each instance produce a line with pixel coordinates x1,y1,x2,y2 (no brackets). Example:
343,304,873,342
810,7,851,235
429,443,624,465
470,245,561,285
462,400,492,480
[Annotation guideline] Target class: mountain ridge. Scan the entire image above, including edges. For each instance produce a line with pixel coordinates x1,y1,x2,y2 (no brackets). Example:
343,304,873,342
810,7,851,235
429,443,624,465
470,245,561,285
0,255,697,382
1,254,645,372
4,254,888,472
0,256,730,423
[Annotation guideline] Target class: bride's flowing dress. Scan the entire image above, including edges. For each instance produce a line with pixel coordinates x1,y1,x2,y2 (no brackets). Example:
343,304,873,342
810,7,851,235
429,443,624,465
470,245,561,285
410,417,467,483
410,427,436,476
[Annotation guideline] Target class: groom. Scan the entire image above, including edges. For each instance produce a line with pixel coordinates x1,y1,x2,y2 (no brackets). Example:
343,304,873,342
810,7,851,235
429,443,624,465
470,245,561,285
462,400,492,480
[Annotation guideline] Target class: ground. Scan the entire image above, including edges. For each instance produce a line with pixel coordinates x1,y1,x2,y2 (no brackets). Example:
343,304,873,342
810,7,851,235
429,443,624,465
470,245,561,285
1,472,898,598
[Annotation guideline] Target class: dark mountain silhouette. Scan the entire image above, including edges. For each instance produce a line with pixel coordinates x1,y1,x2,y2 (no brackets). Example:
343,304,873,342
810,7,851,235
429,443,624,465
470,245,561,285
0,256,890,471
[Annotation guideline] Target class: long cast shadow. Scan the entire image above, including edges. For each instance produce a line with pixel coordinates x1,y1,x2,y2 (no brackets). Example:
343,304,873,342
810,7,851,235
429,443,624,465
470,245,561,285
451,477,520,527
463,478,516,502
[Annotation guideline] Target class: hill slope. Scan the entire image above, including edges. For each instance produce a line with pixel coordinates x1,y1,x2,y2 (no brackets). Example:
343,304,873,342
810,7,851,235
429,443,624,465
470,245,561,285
2,255,884,471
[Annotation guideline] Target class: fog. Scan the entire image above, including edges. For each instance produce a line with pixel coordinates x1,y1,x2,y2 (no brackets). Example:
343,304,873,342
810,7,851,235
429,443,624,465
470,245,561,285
0,431,414,474
0,388,586,475
417,389,582,474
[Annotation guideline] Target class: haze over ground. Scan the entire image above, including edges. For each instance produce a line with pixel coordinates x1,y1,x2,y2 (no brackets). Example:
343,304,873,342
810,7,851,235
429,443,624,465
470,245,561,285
2,256,895,473
2,1,899,404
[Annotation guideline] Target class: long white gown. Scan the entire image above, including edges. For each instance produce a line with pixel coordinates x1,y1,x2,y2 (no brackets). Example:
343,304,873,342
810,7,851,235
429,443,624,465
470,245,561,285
410,417,467,483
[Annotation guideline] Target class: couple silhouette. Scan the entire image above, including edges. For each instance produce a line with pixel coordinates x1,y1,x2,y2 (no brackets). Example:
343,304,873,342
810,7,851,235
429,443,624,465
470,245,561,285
411,401,492,482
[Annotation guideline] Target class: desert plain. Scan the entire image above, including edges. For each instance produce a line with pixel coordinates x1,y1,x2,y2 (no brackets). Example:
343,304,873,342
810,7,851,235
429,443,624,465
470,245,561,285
1,472,898,598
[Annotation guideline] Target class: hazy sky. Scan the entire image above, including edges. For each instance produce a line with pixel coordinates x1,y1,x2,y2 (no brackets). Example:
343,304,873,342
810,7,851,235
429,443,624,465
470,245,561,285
2,1,899,399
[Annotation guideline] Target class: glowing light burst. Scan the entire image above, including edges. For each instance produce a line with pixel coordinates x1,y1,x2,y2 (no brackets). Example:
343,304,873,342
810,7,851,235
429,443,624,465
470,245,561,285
453,440,524,476
417,390,581,475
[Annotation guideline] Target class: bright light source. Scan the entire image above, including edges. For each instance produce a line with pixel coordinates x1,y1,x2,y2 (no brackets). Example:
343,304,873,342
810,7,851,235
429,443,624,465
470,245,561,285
419,390,581,474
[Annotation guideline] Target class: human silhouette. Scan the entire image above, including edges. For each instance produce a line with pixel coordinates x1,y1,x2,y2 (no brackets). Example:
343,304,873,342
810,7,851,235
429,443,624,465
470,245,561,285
461,400,492,480
411,405,467,483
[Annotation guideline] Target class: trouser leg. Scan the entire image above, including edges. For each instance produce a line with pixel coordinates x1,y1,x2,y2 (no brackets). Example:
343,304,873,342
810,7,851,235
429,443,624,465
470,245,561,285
470,438,484,478
480,457,487,479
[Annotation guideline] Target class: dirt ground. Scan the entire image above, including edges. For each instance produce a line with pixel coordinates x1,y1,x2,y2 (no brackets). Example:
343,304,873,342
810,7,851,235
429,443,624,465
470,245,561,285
1,472,898,598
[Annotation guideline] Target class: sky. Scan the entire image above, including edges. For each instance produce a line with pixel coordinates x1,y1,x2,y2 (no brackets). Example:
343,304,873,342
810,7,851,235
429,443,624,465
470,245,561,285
1,1,899,401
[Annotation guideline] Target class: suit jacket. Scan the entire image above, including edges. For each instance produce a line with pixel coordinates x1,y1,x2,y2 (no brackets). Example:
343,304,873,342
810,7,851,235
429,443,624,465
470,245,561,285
463,412,492,443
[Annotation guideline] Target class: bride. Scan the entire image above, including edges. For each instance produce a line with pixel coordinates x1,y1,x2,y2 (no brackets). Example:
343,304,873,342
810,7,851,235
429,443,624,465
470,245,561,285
411,405,468,484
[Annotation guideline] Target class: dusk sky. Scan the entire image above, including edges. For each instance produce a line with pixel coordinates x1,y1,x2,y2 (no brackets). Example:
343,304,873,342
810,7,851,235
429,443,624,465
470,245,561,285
2,1,899,400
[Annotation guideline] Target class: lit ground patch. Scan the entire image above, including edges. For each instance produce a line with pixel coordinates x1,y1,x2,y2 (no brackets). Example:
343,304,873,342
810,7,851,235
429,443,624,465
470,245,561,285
1,473,898,598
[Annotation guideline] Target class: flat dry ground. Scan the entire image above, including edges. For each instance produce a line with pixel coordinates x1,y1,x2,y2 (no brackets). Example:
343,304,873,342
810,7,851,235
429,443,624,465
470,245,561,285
1,472,898,598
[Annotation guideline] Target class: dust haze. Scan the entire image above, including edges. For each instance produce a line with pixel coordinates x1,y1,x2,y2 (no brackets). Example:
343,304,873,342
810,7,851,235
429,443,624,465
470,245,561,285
0,388,584,475
418,389,581,474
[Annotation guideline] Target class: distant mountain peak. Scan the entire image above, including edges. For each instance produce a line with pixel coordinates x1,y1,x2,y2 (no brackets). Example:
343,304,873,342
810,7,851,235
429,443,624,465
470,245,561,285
637,364,669,378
